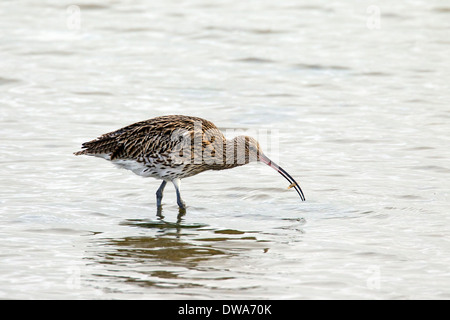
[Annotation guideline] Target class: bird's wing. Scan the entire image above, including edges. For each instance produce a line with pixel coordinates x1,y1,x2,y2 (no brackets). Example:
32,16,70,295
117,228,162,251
74,115,223,161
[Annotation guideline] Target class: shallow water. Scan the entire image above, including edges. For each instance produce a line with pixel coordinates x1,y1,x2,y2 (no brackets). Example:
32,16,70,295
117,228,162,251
1,0,450,299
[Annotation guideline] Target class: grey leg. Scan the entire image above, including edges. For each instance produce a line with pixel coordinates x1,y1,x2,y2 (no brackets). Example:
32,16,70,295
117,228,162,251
172,178,186,209
156,180,167,207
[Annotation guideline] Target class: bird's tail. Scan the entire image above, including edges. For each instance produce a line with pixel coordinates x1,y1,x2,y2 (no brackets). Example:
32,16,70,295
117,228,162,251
74,150,88,156
74,136,122,159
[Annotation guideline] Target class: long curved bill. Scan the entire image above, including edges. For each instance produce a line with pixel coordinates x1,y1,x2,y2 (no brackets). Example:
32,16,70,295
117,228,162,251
259,154,306,201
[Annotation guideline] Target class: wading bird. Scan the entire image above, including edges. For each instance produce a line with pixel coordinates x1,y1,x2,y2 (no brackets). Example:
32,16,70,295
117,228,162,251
74,115,305,209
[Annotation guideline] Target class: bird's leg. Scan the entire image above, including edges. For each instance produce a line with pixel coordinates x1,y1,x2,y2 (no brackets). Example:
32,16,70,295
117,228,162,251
156,180,167,208
172,178,186,209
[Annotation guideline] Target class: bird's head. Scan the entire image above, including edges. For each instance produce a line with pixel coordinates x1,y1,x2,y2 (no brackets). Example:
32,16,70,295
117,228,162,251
231,135,262,165
231,135,306,201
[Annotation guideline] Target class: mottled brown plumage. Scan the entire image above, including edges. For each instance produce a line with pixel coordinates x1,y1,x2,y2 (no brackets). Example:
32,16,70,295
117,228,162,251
75,115,215,160
75,115,305,209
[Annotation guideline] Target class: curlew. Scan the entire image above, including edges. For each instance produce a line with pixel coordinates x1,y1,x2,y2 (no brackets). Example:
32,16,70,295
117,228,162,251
74,115,305,209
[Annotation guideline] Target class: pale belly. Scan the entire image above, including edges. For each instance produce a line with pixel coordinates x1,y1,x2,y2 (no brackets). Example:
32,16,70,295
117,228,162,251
92,153,209,180
112,159,183,180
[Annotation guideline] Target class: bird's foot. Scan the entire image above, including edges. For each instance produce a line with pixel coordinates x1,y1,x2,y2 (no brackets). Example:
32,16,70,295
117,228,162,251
177,199,186,210
156,205,164,218
178,207,186,216
177,201,186,209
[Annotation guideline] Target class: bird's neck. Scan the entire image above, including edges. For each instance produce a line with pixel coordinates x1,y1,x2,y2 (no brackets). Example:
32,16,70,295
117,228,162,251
203,138,248,171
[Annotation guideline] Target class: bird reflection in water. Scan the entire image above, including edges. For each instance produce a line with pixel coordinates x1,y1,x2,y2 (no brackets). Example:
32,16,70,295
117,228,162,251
86,208,262,290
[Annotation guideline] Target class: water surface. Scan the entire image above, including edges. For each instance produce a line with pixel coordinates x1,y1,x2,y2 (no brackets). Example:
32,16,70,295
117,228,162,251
1,0,449,299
